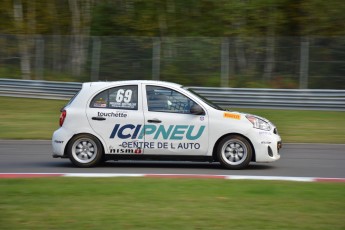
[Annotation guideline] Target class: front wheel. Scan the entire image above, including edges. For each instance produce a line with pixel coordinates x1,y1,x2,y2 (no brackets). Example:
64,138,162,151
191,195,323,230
217,135,252,170
67,134,103,167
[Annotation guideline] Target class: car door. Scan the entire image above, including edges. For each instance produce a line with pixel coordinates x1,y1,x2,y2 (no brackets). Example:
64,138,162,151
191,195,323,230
86,84,145,154
141,84,209,156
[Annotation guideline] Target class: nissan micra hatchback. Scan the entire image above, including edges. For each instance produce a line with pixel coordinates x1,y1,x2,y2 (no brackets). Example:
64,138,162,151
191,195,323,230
52,80,281,169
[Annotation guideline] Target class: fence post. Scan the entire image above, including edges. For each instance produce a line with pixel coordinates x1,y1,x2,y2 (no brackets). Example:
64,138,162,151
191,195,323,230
152,37,161,81
299,37,309,89
91,36,101,81
35,36,44,80
221,37,229,87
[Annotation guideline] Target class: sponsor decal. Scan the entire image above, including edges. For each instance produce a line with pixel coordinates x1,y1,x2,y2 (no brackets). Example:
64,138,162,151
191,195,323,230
94,98,107,107
109,148,142,154
98,111,128,118
121,141,201,150
200,116,205,121
109,102,137,109
54,140,64,144
110,124,205,140
261,141,272,144
223,112,241,120
94,103,107,108
259,131,272,135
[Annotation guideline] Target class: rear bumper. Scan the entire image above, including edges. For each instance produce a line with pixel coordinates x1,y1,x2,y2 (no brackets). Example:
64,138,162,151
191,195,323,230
52,127,74,158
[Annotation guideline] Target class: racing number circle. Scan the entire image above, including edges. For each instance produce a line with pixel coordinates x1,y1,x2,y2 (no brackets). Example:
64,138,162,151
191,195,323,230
67,134,103,167
217,135,252,169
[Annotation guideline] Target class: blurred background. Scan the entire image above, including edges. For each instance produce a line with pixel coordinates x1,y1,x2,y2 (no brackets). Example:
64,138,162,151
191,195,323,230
0,0,344,88
0,3,344,229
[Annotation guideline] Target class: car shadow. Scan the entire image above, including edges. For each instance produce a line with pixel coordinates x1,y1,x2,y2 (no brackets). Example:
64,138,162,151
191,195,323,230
102,161,221,169
36,160,275,171
102,161,275,170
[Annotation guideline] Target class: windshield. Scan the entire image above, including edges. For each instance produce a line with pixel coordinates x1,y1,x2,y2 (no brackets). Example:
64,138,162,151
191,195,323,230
185,87,223,110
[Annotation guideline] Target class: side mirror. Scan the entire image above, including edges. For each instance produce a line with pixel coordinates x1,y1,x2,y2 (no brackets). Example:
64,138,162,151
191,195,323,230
190,104,205,115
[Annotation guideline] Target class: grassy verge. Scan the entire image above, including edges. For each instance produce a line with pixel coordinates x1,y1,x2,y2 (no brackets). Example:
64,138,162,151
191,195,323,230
0,97,67,139
0,96,344,143
0,178,344,230
233,108,345,143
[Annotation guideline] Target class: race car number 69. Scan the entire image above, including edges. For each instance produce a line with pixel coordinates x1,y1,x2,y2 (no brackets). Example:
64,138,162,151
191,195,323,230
116,89,132,103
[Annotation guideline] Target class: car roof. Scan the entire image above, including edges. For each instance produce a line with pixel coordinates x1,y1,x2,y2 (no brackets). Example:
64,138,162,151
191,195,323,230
83,80,182,88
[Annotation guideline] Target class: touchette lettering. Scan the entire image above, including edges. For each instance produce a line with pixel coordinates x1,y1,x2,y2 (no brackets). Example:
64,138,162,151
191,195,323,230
110,124,205,140
98,112,127,118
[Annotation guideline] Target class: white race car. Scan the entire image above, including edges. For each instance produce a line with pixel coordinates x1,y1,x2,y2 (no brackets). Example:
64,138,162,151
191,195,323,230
52,81,281,169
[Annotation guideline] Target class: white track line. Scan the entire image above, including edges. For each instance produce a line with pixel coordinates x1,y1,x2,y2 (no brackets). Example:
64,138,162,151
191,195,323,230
63,173,144,178
225,175,314,182
1,173,345,182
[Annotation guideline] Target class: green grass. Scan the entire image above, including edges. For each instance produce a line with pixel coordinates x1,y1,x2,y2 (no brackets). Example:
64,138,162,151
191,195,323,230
233,108,345,143
0,96,344,143
0,178,344,230
0,97,67,139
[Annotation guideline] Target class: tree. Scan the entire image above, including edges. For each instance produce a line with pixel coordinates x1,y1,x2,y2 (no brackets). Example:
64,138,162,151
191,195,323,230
13,0,31,79
69,0,93,77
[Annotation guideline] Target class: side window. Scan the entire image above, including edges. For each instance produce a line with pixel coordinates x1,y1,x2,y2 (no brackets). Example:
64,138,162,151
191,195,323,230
90,90,108,108
90,85,138,110
146,86,196,114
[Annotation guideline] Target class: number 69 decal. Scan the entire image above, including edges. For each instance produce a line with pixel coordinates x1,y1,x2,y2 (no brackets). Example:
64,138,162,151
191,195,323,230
116,89,132,103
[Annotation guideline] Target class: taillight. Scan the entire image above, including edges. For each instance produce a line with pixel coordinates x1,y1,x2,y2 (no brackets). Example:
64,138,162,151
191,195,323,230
59,110,66,127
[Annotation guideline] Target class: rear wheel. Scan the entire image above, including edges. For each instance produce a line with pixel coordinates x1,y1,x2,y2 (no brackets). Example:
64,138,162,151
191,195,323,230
217,135,252,169
67,134,103,167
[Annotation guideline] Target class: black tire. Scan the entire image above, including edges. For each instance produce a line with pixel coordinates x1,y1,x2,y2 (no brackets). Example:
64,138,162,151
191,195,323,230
67,134,103,167
217,135,252,170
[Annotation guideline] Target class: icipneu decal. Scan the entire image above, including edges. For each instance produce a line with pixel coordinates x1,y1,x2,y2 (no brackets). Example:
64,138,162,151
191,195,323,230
110,124,205,140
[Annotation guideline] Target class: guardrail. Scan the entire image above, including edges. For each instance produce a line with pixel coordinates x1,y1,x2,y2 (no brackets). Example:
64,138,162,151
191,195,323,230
189,87,345,111
1,79,345,111
0,79,81,100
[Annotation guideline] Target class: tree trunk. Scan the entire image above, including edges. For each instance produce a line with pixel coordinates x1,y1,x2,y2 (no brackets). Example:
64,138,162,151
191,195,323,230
13,0,31,80
48,1,62,72
235,37,247,72
263,4,276,83
264,36,275,82
221,37,230,87
68,0,93,77
299,37,309,89
69,0,82,77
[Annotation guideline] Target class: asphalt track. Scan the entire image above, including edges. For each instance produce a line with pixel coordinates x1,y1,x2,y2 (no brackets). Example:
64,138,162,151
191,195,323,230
0,140,344,178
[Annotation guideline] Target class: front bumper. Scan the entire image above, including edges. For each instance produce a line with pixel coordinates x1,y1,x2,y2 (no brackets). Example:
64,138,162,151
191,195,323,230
249,129,282,163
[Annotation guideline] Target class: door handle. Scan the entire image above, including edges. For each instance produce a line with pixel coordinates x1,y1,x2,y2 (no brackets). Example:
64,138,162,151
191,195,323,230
148,119,162,123
92,117,106,121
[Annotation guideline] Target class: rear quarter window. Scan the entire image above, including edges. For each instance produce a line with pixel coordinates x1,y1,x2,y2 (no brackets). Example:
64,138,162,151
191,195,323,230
90,85,138,110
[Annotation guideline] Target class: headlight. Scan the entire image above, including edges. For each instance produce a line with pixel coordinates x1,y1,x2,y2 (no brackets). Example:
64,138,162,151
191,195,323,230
246,115,271,131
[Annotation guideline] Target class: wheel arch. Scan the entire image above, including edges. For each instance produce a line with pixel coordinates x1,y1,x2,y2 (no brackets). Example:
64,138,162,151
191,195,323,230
212,133,256,162
63,132,105,158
